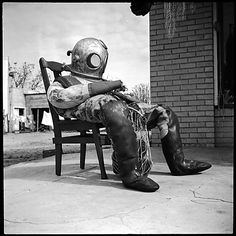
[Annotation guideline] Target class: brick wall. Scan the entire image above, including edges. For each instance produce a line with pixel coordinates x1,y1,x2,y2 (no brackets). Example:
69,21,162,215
150,2,215,147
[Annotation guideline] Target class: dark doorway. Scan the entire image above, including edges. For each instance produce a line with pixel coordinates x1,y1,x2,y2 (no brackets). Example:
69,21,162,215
31,108,50,131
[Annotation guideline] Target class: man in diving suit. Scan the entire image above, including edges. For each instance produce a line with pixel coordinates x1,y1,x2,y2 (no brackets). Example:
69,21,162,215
47,37,211,192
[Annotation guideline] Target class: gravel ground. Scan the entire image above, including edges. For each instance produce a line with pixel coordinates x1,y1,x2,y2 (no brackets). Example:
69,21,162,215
3,131,96,167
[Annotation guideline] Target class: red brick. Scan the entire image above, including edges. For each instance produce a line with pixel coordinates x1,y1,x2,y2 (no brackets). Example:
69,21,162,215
188,34,204,41
205,67,213,72
164,54,179,60
151,45,164,50
188,78,205,84
173,90,189,96
151,34,165,40
165,96,180,102
196,50,213,56
197,116,214,122
181,84,196,90
165,85,180,91
196,17,212,24
165,64,180,70
179,20,196,26
164,43,180,49
171,36,188,43
181,117,197,122
189,100,205,106
157,91,172,97
173,79,189,85
197,83,213,89
189,122,205,127
181,95,197,101
173,68,189,75
188,56,205,62
180,63,196,69
157,60,172,66
180,73,196,79
190,133,206,138
180,52,196,58
188,45,205,52
187,24,204,30
172,58,188,64
197,105,212,111
189,111,205,116
196,40,212,46
192,90,205,95
157,70,174,76
172,48,188,54
151,86,164,92
180,41,196,47
188,67,204,73
181,106,197,112
164,75,180,81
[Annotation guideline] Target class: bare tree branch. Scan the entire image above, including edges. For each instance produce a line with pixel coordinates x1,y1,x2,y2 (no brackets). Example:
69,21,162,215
131,83,150,104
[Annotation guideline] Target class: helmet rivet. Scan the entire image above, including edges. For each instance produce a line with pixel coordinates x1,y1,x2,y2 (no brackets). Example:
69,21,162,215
74,55,80,61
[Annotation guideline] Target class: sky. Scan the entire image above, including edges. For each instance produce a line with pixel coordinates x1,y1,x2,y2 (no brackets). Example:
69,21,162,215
3,2,150,91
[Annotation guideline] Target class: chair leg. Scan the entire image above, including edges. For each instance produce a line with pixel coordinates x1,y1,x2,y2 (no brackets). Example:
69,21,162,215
80,143,86,169
55,144,62,176
93,127,108,179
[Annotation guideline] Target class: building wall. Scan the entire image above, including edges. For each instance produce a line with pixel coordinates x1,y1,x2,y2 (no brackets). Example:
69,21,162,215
11,87,25,108
150,2,215,147
3,58,9,115
25,93,49,115
8,87,26,132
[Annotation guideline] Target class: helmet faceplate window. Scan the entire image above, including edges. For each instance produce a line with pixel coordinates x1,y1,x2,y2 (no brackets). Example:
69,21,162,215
87,53,101,69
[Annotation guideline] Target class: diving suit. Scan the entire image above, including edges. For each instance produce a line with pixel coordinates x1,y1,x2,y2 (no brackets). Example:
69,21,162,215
47,37,211,192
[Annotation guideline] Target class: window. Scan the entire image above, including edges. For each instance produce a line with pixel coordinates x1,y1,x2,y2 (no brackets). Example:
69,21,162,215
217,2,234,107
19,108,24,116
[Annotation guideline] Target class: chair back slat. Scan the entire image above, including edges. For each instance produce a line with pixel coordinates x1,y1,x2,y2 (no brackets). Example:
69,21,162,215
39,58,64,91
39,57,65,129
39,58,51,91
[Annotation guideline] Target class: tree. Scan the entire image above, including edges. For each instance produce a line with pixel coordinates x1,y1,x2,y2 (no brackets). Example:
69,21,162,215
131,83,150,104
30,69,52,91
9,61,52,92
9,62,34,88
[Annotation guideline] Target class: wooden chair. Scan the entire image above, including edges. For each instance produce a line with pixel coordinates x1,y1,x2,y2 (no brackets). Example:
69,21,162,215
39,57,109,179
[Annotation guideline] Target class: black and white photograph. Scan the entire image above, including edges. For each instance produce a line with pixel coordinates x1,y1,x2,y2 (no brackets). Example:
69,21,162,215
3,2,234,234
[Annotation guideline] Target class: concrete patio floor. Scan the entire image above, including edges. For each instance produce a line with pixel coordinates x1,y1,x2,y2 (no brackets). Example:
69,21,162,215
4,146,233,234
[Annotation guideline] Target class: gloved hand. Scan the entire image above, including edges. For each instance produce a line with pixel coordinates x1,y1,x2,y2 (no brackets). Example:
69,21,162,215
88,80,124,96
114,83,127,92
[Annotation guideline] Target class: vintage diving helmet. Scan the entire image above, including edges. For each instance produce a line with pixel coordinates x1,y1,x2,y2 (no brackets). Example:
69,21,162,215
66,37,108,79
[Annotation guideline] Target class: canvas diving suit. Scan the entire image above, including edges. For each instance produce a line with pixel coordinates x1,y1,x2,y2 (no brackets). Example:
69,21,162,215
47,37,211,192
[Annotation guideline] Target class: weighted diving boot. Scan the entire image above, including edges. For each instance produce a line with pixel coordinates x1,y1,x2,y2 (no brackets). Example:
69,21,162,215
102,100,159,192
162,107,212,175
147,106,212,175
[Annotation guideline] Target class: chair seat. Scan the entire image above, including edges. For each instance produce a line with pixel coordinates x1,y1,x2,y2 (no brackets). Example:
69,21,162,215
53,133,109,144
58,119,104,131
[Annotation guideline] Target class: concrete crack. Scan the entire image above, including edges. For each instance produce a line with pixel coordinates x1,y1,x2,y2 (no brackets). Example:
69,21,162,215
99,205,147,220
189,189,233,204
5,218,43,225
4,205,147,229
